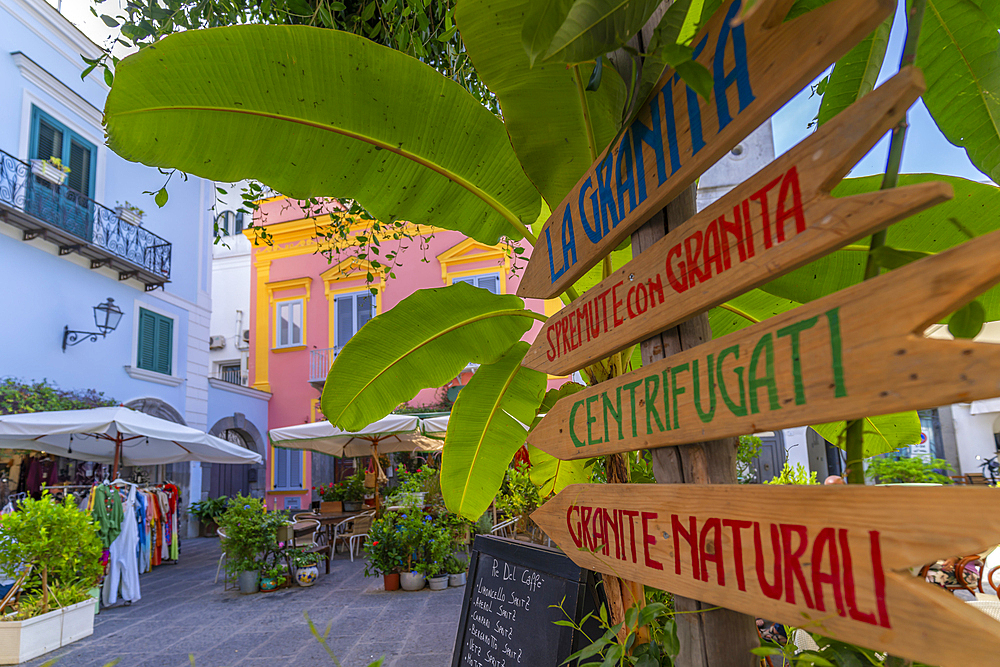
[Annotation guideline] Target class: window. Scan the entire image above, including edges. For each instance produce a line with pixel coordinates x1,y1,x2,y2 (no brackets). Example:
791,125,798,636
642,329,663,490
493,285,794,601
137,308,173,375
334,291,374,348
274,299,304,348
454,273,500,294
273,447,302,490
30,107,96,198
218,363,242,385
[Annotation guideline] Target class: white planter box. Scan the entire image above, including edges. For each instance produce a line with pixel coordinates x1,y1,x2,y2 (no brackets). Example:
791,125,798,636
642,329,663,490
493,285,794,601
115,207,143,225
0,607,62,664
29,159,68,186
60,599,96,645
0,598,97,664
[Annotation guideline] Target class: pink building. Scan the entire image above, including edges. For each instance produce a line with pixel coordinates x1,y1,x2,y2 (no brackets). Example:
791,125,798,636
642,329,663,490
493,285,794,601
247,198,566,511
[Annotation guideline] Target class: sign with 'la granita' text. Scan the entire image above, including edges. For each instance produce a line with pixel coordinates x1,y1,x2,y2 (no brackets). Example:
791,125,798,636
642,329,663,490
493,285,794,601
517,0,895,300
527,230,1000,460
522,68,951,376
531,484,1000,667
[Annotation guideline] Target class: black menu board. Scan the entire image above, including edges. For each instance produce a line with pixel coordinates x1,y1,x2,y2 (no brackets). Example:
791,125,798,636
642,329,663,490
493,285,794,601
452,535,603,667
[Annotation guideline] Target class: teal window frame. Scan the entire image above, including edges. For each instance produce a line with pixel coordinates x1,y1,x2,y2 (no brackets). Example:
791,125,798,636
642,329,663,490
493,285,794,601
137,308,174,375
28,106,97,199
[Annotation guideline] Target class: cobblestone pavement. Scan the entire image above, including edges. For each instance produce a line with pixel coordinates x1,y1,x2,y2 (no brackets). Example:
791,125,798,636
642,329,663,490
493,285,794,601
25,537,464,667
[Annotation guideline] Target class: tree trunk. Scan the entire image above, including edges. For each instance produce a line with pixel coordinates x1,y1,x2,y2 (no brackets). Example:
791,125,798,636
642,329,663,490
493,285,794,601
631,185,759,666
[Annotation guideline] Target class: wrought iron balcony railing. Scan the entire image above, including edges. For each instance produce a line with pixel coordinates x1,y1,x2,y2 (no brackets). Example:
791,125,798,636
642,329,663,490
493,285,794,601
0,149,171,288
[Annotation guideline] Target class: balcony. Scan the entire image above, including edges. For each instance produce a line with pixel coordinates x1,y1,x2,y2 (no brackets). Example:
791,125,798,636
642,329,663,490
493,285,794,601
0,149,171,290
309,347,341,389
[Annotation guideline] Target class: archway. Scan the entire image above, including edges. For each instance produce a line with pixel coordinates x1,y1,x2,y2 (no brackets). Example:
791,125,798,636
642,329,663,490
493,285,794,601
207,413,266,500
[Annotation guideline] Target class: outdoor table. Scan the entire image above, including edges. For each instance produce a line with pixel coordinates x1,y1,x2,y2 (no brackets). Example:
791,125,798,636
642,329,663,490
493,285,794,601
302,511,363,546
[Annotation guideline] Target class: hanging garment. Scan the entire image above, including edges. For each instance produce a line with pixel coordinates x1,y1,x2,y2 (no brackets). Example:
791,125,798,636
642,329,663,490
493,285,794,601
91,485,124,550
136,492,150,574
103,485,141,606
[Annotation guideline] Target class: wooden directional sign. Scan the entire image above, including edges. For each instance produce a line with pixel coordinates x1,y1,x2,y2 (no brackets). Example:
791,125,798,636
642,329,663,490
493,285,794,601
517,0,895,300
531,484,1000,667
523,68,951,376
527,230,1000,460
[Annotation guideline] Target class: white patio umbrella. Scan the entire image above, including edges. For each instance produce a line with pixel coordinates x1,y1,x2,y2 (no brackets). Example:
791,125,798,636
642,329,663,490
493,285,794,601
268,413,445,513
0,406,262,477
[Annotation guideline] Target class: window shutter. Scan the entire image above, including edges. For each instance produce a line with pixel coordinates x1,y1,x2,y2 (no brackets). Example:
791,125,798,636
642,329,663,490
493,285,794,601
335,295,353,347
477,275,500,294
67,139,91,196
155,314,172,374
290,450,302,488
36,120,62,161
454,277,474,286
274,448,288,489
356,293,374,330
138,310,156,370
291,301,302,345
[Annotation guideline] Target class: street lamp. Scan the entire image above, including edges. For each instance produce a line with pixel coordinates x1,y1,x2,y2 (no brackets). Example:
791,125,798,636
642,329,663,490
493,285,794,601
63,298,124,351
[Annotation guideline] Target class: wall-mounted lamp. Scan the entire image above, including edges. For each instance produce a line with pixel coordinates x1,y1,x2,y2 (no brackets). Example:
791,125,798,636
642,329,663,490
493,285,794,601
63,298,124,352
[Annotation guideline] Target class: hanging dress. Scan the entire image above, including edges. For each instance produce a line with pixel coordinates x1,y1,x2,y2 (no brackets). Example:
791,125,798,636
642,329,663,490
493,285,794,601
103,485,141,605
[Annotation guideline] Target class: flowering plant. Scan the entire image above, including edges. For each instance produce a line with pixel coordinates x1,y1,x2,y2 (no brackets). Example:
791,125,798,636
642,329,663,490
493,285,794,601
217,493,285,577
315,482,345,502
363,513,405,577
341,471,367,502
45,157,70,174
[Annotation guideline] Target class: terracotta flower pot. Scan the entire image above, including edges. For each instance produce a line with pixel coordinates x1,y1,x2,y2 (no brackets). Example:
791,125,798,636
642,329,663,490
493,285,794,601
383,572,400,591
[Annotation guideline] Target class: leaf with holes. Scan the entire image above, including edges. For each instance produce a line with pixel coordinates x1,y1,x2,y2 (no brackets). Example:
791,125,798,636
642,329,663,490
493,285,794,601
816,13,893,126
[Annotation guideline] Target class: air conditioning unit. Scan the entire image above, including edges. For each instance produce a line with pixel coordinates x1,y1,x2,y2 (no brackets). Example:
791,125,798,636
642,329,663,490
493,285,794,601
209,335,226,350
242,330,250,343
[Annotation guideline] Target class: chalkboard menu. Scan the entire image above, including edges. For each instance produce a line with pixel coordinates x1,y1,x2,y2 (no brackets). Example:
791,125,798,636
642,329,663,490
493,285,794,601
452,535,604,667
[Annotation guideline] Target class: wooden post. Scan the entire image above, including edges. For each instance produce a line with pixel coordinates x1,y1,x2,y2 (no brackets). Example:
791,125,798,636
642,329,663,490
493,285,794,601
631,185,759,666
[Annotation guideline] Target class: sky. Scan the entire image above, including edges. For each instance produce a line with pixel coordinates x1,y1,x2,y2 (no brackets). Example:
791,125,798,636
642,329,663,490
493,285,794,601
56,0,990,185
772,0,991,183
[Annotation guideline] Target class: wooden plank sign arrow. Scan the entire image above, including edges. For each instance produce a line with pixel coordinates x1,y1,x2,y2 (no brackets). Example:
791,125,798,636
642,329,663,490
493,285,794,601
516,0,895,300
522,67,951,376
526,230,1000,460
531,484,1000,667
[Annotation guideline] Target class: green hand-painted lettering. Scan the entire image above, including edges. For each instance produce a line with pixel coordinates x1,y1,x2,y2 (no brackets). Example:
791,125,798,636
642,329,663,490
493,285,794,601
717,344,747,417
602,388,623,442
825,308,847,398
692,355,717,423
586,394,602,446
569,399,586,447
748,333,780,414
661,370,672,431
777,316,817,406
645,375,665,434
671,364,689,430
623,379,643,438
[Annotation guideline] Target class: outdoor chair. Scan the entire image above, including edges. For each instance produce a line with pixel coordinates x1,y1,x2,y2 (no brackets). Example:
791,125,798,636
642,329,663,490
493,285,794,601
346,512,375,562
966,473,989,485
214,528,238,591
292,518,333,575
491,517,517,539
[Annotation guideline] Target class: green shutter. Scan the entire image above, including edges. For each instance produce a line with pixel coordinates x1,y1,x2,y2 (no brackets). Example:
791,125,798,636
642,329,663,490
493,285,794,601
155,314,172,374
137,308,173,375
138,309,157,371
67,139,92,196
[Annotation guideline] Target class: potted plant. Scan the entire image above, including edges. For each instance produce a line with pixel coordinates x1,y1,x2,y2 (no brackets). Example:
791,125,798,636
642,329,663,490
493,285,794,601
341,472,366,512
420,522,451,591
217,494,284,595
29,157,69,186
446,556,467,588
0,494,103,664
292,551,320,587
315,483,343,514
188,496,229,537
259,565,286,592
393,511,427,591
363,513,404,591
114,201,145,225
